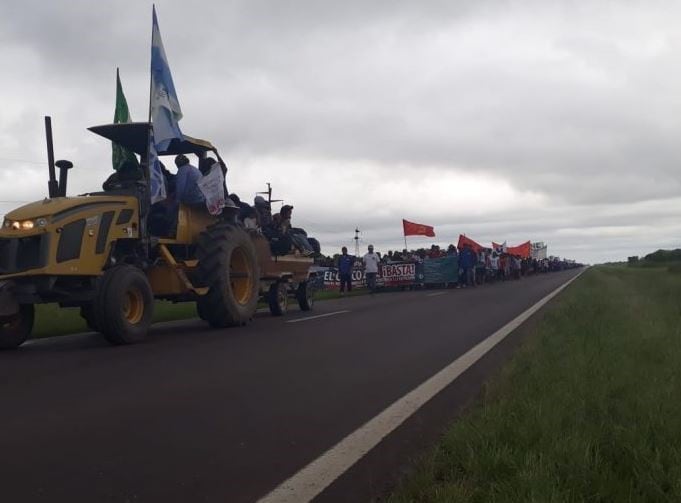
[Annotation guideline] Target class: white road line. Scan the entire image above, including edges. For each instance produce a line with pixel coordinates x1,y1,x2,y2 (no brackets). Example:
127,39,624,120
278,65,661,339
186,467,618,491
258,269,587,503
286,310,351,324
426,291,448,297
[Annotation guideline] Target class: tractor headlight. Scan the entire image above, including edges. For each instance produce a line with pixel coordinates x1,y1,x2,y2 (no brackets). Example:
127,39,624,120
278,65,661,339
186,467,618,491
2,218,45,231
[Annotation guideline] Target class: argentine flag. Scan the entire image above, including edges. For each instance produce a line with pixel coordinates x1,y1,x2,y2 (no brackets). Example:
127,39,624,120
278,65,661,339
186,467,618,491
150,6,183,152
148,131,167,204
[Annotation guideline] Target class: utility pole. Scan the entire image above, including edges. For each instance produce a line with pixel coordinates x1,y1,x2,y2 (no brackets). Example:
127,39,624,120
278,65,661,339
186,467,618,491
256,182,283,207
354,228,360,257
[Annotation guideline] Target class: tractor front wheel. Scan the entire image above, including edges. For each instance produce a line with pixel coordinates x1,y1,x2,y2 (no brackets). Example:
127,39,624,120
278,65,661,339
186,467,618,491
95,265,154,345
0,304,34,350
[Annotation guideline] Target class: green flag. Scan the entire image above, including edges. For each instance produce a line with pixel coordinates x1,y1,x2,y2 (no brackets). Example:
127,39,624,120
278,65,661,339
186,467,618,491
112,68,140,171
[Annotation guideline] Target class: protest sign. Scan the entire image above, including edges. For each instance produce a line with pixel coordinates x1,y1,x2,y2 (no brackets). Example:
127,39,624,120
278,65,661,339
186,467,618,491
197,165,226,215
423,256,458,284
380,262,416,286
320,267,367,289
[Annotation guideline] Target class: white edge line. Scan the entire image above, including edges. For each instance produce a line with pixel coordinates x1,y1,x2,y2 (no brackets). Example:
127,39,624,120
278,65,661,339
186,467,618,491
258,268,588,503
426,291,448,297
286,310,351,324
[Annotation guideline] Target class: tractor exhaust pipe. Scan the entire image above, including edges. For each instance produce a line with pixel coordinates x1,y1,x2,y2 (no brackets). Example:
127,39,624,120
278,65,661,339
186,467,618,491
55,160,73,197
45,116,59,198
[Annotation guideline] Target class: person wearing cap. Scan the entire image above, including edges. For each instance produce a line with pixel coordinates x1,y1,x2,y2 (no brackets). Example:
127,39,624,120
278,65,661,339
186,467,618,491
363,244,380,293
175,154,205,205
228,193,253,223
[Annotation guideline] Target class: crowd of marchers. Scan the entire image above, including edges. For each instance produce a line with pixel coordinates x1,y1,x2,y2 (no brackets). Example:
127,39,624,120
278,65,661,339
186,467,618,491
317,242,582,294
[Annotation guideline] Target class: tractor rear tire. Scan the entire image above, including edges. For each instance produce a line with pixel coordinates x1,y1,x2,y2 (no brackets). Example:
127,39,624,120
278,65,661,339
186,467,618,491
95,265,154,345
196,223,259,328
296,281,314,311
196,301,209,321
268,282,289,316
0,304,34,350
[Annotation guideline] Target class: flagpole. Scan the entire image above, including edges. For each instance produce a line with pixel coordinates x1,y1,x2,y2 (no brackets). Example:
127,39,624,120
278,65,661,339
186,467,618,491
148,5,155,127
146,5,156,180
140,5,156,257
404,234,408,251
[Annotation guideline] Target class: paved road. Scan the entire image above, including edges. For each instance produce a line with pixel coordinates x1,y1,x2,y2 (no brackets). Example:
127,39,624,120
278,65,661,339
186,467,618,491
0,269,581,503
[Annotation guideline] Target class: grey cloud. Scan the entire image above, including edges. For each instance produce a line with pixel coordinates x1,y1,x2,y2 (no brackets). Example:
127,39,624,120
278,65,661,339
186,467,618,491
2,1,681,263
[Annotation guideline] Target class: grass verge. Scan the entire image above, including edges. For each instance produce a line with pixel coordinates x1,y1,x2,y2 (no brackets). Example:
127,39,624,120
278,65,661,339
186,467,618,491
388,266,681,502
31,288,370,339
33,301,199,339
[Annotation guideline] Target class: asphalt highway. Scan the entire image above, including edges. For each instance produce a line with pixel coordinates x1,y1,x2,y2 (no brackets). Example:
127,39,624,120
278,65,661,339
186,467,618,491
0,269,582,503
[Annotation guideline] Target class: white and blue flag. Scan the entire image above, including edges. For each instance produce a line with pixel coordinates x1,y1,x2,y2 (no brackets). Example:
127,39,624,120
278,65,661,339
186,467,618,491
151,6,183,152
148,130,167,204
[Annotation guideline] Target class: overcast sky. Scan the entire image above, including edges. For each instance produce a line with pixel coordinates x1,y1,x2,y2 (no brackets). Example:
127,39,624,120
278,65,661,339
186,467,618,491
2,0,681,263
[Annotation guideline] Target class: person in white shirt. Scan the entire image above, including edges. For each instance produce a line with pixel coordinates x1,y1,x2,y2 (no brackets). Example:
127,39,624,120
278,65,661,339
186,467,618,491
243,206,259,230
490,252,500,281
363,244,380,293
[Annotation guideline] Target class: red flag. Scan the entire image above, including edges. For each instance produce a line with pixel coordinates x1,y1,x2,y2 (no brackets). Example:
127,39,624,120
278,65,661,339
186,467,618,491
457,234,484,253
492,241,507,253
507,241,532,258
403,219,435,237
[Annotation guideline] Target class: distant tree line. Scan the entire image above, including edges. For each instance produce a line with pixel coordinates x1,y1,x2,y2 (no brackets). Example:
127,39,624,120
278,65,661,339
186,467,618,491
642,249,681,263
627,248,681,268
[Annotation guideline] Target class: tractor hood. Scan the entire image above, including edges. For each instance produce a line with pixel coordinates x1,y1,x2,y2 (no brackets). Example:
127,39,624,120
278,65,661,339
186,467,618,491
1,195,137,239
4,196,131,223
0,194,139,279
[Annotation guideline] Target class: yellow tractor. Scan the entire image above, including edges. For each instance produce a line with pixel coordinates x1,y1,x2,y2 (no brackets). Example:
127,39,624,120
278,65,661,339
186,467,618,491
0,118,316,349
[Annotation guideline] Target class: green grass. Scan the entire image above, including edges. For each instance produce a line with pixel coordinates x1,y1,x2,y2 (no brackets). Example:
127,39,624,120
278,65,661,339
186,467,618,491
33,301,199,339
388,266,681,502
629,260,680,269
31,288,368,339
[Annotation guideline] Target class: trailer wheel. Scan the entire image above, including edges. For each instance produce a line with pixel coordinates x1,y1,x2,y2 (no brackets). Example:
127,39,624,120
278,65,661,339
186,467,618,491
268,282,289,316
296,281,314,311
197,223,259,327
95,265,154,345
0,304,34,350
